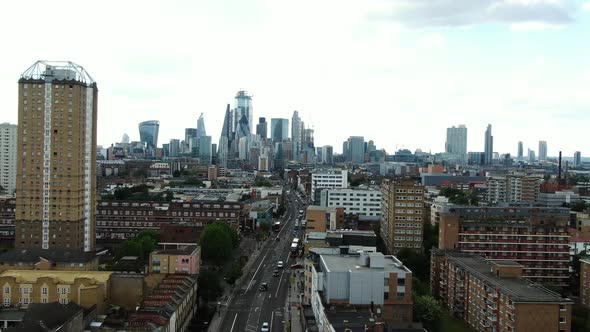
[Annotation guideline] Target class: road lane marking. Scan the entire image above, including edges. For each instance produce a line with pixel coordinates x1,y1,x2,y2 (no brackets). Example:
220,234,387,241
275,270,285,298
245,251,269,293
230,313,238,332
270,310,275,331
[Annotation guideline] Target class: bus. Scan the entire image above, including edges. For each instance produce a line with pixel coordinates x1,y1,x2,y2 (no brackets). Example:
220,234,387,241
273,221,281,232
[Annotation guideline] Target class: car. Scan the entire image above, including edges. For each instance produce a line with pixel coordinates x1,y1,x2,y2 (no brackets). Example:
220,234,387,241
273,269,280,277
277,261,284,268
261,322,270,332
275,236,280,242
259,283,268,291
290,263,303,269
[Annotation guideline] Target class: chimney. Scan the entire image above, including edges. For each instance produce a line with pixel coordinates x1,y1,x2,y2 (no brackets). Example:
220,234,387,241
558,151,562,183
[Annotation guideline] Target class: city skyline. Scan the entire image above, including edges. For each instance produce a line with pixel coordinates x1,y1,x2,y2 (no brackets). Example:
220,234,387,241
1,1,590,156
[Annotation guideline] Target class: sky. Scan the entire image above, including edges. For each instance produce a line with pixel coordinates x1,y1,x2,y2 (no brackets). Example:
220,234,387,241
1,0,589,157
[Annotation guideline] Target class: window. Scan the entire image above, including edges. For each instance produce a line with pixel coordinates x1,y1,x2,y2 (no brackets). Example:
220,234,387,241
398,278,405,286
42,287,48,295
3,298,9,307
559,317,566,323
4,287,9,294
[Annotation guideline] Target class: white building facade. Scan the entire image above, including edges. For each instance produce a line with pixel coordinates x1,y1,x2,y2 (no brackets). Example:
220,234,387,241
0,123,17,195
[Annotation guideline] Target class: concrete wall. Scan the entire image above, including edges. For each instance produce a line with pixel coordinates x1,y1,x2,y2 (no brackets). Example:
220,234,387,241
349,271,384,305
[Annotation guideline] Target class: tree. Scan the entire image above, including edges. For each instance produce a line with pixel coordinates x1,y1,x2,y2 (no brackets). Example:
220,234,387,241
225,262,243,285
133,169,148,178
116,230,159,260
213,221,239,248
260,221,271,233
396,249,430,281
184,177,205,187
165,191,174,202
423,222,439,253
254,177,273,187
200,222,233,265
571,200,588,213
198,270,223,302
414,295,443,332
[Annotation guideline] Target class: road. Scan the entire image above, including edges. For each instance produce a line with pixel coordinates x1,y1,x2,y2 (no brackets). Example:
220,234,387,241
219,187,306,332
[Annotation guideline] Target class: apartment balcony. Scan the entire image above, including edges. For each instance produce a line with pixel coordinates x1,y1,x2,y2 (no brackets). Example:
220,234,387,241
480,320,491,329
486,314,498,322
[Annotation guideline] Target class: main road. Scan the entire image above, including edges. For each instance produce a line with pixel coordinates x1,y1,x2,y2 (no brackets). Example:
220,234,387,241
219,187,306,332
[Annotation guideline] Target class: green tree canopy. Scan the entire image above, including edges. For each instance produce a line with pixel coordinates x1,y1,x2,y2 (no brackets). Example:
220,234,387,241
199,222,234,264
396,248,430,281
414,295,443,332
198,270,223,302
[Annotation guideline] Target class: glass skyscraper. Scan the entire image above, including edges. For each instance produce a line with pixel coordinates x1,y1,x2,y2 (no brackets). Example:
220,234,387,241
271,118,289,143
139,120,160,148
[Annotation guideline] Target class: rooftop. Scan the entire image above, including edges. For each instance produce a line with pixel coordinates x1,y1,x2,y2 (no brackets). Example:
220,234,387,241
321,252,410,274
0,248,98,264
446,252,571,303
5,302,83,332
153,243,199,256
0,270,112,284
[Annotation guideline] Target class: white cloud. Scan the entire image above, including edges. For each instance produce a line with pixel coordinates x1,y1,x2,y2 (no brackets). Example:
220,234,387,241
510,21,564,30
417,32,446,48
583,2,590,10
370,0,580,27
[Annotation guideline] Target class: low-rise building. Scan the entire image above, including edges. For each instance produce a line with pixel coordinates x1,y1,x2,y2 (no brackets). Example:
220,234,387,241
0,249,99,273
311,169,348,205
149,243,200,275
307,248,413,325
0,270,112,314
431,250,572,332
305,206,344,234
127,274,198,332
319,187,382,217
5,302,85,332
539,191,581,207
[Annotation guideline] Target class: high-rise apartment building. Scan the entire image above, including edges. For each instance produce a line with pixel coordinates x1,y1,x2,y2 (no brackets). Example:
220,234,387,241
16,61,98,251
270,118,289,143
484,124,493,165
196,113,206,138
138,120,160,148
431,251,572,332
486,174,541,204
380,179,425,254
437,204,570,285
574,151,582,167
538,140,547,161
256,117,267,139
445,125,467,163
291,111,302,161
0,123,17,195
528,148,536,162
517,141,523,160
580,258,590,308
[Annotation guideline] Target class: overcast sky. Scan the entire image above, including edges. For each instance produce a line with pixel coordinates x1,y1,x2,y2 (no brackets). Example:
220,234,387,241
1,0,589,157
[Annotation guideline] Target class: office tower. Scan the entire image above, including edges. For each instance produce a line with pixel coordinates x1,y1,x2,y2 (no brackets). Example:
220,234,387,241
445,125,467,162
233,90,253,135
121,133,130,144
196,113,206,138
256,117,267,139
301,127,315,163
139,120,160,148
348,136,365,164
467,152,484,165
517,141,523,160
258,154,269,171
323,145,334,164
235,113,251,141
270,118,289,143
538,140,547,161
342,141,349,161
16,61,98,251
169,139,180,157
198,136,212,165
574,151,582,167
291,111,302,161
484,124,493,165
528,148,536,162
0,123,17,195
380,179,425,254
